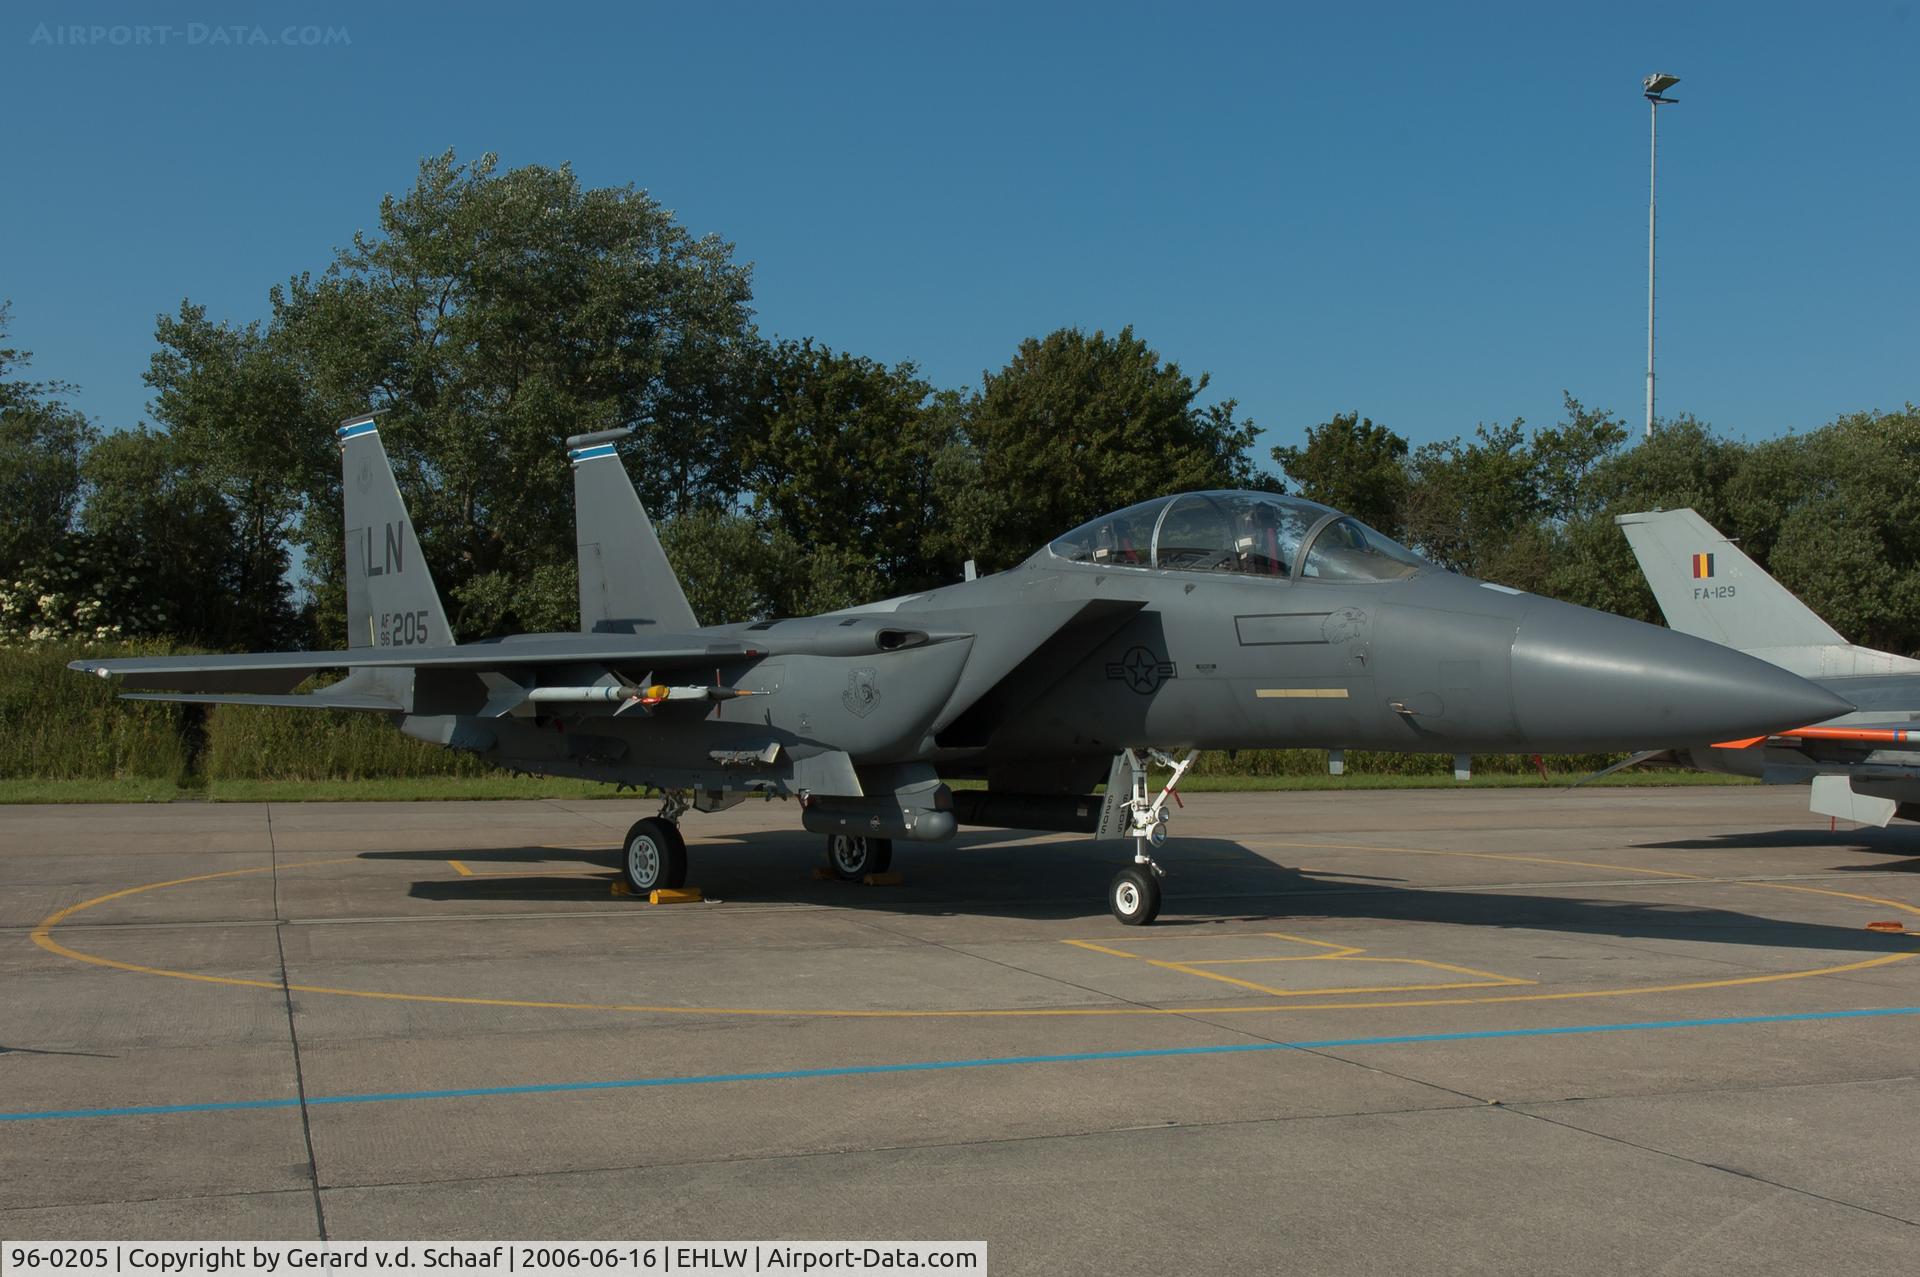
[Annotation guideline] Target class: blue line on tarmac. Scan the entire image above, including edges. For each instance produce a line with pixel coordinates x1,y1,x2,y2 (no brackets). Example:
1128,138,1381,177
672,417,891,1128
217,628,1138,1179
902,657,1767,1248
7,1005,1917,1124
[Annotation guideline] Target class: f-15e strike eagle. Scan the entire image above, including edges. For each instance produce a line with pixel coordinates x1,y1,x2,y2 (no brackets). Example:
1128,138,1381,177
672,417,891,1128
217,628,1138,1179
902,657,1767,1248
74,416,1848,924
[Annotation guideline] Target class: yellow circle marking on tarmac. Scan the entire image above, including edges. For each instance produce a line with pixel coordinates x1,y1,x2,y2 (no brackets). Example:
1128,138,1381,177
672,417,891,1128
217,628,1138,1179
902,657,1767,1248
29,843,1920,1019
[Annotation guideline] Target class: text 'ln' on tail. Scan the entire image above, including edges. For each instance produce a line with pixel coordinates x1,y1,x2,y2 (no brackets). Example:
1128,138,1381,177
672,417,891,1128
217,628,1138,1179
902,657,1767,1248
339,414,454,651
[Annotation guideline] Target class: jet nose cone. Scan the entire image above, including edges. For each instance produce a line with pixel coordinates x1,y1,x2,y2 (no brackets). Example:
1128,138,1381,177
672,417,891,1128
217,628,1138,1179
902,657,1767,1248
1510,601,1852,752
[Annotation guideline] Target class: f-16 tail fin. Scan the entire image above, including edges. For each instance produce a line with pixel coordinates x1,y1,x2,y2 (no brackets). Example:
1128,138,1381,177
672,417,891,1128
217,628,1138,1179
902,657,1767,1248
568,427,698,633
1615,507,1920,679
1616,508,1843,650
338,414,454,651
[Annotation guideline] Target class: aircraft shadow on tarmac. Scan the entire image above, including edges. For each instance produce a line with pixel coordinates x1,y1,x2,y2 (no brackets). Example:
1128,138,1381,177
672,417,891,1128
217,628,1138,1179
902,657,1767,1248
1641,826,1920,860
358,832,1919,957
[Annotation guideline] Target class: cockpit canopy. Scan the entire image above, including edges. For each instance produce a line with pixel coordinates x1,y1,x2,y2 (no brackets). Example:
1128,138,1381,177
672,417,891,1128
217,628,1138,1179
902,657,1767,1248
1043,490,1429,583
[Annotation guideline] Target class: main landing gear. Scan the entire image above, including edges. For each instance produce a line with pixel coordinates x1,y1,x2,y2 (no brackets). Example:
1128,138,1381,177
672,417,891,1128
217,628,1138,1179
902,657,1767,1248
621,792,690,894
825,833,893,881
1106,748,1199,926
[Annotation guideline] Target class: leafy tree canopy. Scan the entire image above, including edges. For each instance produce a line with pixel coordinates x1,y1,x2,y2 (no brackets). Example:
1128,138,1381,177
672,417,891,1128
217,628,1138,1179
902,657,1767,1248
0,303,98,579
741,340,959,594
1271,411,1407,536
958,326,1266,570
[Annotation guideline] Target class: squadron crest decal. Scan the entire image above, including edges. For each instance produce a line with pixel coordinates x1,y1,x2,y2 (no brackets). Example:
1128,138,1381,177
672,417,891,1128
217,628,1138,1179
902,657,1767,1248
843,667,881,717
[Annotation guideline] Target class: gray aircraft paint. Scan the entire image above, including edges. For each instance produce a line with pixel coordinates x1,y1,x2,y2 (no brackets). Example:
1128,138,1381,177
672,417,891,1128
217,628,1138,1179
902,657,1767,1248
1618,506,1920,825
340,417,453,653
1617,507,1920,679
75,424,1850,837
568,427,697,635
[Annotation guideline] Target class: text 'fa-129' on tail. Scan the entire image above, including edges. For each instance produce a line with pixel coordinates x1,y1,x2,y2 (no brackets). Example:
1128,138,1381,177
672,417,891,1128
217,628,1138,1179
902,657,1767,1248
1619,506,1920,829
75,415,1849,925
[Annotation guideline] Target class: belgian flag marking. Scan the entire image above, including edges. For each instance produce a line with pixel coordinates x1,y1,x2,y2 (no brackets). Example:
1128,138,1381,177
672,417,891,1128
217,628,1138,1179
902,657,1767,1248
1691,552,1714,579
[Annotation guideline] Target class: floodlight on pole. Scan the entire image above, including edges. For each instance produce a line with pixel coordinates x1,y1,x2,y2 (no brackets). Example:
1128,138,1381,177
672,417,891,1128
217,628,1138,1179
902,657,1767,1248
1644,72,1679,440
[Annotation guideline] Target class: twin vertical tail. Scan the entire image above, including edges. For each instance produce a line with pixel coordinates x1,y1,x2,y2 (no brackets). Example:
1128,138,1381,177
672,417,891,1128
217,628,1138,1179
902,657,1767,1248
334,415,694,649
338,415,454,651
568,427,698,634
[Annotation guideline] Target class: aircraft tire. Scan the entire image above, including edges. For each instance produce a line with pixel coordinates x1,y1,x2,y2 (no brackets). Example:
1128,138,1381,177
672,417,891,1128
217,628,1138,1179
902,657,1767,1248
1109,866,1161,926
623,817,687,895
826,834,892,880
660,820,689,890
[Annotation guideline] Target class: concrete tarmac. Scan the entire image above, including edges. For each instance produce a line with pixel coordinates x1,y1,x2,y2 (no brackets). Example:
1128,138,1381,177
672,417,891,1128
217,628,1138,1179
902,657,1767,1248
3,787,1918,1273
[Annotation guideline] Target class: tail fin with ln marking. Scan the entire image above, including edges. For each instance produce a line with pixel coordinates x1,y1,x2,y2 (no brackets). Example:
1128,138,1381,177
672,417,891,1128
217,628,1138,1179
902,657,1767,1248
339,414,454,651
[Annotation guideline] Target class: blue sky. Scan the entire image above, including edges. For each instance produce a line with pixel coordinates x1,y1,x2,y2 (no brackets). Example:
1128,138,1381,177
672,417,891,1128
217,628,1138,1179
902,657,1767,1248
4,1,1914,464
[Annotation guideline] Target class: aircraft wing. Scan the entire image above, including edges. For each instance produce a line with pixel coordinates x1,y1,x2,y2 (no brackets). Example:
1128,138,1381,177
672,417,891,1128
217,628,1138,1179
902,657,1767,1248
74,624,978,700
71,636,764,696
117,689,411,711
1815,674,1920,712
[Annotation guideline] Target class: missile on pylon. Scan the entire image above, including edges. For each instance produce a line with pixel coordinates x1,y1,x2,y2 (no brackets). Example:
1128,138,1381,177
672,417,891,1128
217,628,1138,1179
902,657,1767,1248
632,683,760,709
479,676,760,717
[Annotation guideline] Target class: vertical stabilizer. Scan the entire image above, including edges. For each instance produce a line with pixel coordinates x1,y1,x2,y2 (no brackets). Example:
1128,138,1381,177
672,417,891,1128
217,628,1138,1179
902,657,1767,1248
339,414,454,651
1615,508,1844,651
568,427,698,633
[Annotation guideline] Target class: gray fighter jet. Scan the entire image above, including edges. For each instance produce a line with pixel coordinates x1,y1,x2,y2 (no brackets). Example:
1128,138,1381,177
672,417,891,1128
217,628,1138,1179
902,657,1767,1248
1619,507,1920,826
72,415,1848,924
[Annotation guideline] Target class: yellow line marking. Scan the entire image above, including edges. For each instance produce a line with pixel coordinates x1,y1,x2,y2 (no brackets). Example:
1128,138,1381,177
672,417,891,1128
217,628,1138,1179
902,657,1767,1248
1255,688,1350,699
1186,956,1363,965
1261,838,1920,926
1066,930,1359,958
1260,838,1708,881
448,858,610,879
27,841,1920,1020
1067,929,1534,998
1155,964,1528,998
1060,940,1140,960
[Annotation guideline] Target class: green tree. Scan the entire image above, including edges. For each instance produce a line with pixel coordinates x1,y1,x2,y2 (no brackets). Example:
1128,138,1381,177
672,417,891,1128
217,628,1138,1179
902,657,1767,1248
742,340,958,593
145,303,329,648
1529,394,1630,526
958,326,1264,569
660,509,880,624
0,304,98,580
79,429,296,646
161,150,762,641
1730,407,1920,652
1399,396,1634,592
1543,415,1747,623
1270,411,1407,535
1400,418,1539,580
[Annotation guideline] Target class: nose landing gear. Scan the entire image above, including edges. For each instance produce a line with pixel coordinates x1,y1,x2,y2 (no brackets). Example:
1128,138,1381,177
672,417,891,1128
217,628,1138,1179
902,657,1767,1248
1102,748,1198,925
